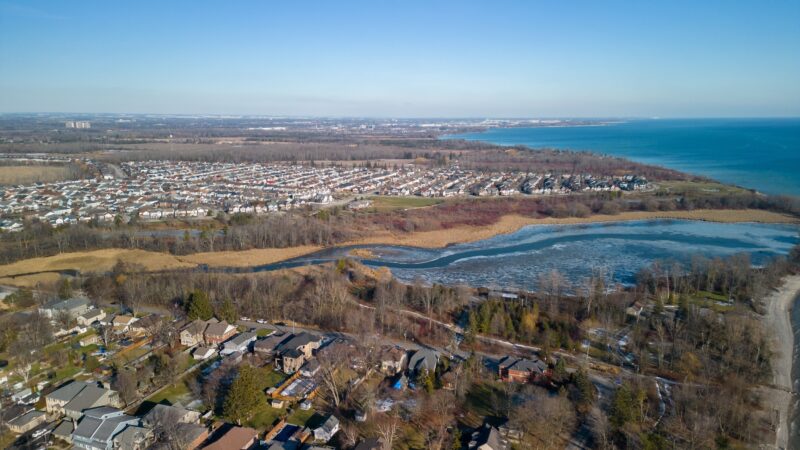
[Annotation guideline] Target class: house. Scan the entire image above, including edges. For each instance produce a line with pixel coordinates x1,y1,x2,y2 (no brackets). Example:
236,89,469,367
112,424,153,450
12,387,37,404
111,314,138,334
193,346,217,360
180,319,217,347
379,346,407,375
469,424,508,450
275,332,322,359
204,321,237,345
129,314,160,336
72,407,145,450
7,410,46,434
39,297,91,319
312,414,340,442
45,381,120,418
281,349,305,374
253,333,288,356
221,331,257,355
79,334,100,347
142,404,201,427
53,419,75,443
203,425,259,450
77,309,106,326
497,356,548,383
408,349,439,375
63,383,122,420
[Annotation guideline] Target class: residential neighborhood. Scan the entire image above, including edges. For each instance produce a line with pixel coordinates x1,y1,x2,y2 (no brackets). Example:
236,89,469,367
0,155,649,231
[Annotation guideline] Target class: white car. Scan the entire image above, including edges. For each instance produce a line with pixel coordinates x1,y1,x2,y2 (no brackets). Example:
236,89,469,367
32,428,48,439
256,319,267,324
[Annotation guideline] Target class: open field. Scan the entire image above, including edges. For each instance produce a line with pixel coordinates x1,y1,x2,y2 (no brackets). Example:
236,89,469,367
0,248,195,278
0,165,75,185
177,245,322,268
657,180,751,196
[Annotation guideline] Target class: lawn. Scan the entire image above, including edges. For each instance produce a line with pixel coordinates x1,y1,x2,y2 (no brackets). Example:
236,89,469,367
367,195,443,212
246,402,286,430
256,367,288,391
286,407,316,427
257,328,274,337
53,364,82,382
148,381,191,405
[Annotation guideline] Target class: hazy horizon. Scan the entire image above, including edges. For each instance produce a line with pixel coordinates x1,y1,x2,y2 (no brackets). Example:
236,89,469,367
2,1,799,117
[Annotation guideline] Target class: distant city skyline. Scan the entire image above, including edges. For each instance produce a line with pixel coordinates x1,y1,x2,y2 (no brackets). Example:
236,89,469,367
1,0,799,117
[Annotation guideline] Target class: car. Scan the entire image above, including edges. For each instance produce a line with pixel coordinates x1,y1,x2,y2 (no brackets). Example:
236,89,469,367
32,428,49,439
256,319,267,324
240,316,251,322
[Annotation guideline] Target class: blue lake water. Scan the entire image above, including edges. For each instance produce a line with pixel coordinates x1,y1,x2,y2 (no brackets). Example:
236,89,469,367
444,118,800,196
249,220,799,289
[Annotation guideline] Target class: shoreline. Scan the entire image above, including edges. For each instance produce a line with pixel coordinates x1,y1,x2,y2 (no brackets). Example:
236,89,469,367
763,275,800,450
343,209,798,250
0,209,796,284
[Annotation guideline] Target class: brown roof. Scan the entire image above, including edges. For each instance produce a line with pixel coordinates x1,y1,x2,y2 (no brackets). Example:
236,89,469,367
204,321,233,338
203,426,258,450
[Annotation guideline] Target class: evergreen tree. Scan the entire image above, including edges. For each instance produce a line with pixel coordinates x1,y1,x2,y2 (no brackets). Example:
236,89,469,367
186,290,213,321
223,365,261,425
218,298,238,323
610,383,635,427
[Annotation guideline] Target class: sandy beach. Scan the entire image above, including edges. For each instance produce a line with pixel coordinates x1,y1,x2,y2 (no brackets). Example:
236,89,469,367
764,275,800,449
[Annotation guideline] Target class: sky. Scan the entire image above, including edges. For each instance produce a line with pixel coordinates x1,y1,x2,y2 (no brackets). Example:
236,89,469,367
1,1,799,117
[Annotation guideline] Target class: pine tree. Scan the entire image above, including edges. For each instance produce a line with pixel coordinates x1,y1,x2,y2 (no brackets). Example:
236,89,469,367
224,365,261,425
218,298,238,323
186,290,213,321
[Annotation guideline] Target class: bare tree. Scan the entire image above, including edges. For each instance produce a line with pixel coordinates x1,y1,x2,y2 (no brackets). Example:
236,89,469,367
376,414,399,450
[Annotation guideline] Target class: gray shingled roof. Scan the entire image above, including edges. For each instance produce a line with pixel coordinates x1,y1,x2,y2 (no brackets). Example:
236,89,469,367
276,332,319,354
48,380,91,403
64,385,109,414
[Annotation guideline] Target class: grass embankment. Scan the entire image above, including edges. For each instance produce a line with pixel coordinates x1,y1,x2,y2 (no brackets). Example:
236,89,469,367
0,208,795,287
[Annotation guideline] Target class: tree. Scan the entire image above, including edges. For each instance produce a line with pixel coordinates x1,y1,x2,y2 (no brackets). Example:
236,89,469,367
223,365,261,425
58,277,73,299
217,298,238,324
610,383,636,428
113,368,138,405
150,406,198,450
186,290,213,321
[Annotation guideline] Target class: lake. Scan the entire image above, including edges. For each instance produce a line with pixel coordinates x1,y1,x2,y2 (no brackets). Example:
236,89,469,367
444,118,800,196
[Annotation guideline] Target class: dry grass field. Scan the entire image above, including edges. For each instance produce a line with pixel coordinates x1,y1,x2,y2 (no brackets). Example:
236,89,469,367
0,248,195,279
176,245,322,268
0,165,76,185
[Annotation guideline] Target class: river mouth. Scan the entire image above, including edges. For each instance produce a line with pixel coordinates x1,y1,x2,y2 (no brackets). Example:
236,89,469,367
215,219,799,289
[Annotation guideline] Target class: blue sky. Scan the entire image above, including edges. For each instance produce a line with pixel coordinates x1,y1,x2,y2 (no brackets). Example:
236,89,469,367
1,1,799,117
